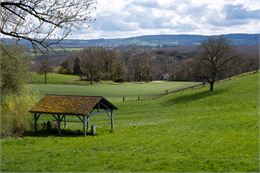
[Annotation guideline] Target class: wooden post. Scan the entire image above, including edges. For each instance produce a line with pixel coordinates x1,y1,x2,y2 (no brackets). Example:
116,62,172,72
91,125,96,135
86,116,89,130
63,115,67,129
110,110,114,132
83,115,86,136
137,95,140,101
57,114,61,135
34,113,38,131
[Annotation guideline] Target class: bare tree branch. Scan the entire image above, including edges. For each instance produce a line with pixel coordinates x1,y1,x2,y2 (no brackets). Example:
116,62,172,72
0,0,96,53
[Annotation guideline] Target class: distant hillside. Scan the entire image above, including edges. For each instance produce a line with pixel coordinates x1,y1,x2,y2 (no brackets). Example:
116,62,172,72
1,34,259,48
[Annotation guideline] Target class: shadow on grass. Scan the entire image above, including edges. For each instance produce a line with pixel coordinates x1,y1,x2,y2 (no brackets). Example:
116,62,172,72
162,88,227,106
25,129,96,137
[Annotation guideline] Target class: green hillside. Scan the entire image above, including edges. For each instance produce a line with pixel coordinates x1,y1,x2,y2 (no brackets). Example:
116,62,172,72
1,72,259,172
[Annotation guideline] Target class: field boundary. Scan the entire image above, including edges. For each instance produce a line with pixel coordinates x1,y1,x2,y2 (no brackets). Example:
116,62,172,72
122,70,258,102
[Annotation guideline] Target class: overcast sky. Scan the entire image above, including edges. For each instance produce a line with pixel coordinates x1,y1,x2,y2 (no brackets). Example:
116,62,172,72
69,0,260,39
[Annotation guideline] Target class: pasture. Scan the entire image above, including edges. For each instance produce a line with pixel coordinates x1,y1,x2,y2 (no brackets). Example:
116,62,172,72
1,72,259,172
29,73,200,101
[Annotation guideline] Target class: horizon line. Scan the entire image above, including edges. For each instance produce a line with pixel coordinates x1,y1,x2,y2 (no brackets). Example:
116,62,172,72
1,33,259,41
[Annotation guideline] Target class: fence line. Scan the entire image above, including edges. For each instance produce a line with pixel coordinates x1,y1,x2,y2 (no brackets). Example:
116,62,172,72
121,70,258,102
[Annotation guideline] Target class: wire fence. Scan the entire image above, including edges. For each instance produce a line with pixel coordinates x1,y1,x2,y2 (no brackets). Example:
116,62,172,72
120,70,258,102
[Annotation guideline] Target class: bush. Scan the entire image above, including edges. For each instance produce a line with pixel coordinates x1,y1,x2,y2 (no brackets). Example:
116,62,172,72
0,44,30,95
1,88,38,137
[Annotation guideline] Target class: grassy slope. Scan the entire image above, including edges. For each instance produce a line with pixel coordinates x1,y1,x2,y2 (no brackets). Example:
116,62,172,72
1,73,259,172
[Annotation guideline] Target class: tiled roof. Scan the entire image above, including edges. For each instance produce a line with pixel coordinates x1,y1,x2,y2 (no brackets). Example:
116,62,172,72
30,95,117,115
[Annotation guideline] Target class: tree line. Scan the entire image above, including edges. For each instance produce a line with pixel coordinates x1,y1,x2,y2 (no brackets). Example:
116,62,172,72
40,36,259,92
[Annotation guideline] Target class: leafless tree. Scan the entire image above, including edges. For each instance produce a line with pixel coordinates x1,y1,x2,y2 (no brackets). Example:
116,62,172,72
39,58,52,84
0,0,96,52
111,54,125,82
197,36,235,92
141,53,154,82
101,49,115,80
80,48,101,84
128,51,154,82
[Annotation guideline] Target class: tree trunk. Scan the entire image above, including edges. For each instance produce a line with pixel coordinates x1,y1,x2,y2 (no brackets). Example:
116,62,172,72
44,73,47,84
210,82,214,92
90,75,93,85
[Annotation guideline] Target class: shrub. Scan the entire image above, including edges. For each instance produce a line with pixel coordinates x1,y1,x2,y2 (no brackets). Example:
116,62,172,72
1,88,38,137
0,44,30,95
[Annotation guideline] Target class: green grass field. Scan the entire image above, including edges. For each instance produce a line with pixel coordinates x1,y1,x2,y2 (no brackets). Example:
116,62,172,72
29,73,200,101
1,73,259,172
30,73,89,85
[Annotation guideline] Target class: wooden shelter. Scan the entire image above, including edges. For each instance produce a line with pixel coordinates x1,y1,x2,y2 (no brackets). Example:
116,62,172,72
29,94,117,136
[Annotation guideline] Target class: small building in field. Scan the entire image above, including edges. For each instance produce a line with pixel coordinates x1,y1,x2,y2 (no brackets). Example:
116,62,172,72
29,94,117,136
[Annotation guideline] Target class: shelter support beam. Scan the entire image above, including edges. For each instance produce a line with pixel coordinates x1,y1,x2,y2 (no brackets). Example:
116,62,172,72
34,113,41,131
63,115,67,129
52,114,58,121
82,115,90,136
83,115,86,136
34,113,37,131
54,114,65,135
57,114,61,135
77,115,83,122
87,116,89,130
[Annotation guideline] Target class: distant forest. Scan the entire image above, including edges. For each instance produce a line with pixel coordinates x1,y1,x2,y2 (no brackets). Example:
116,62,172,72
32,43,259,83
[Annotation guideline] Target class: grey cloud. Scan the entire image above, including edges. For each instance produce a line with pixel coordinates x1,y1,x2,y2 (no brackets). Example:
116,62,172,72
224,4,260,20
86,1,260,38
207,4,260,27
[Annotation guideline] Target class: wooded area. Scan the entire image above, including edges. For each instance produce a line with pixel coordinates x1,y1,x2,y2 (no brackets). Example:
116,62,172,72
35,38,259,92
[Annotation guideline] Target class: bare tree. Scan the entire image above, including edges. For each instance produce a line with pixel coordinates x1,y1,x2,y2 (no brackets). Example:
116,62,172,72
39,58,52,84
111,55,125,82
0,0,96,52
198,36,235,92
80,48,101,84
141,53,154,82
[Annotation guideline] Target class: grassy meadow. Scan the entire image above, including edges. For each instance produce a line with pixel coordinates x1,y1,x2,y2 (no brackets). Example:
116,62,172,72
29,73,200,101
1,72,259,172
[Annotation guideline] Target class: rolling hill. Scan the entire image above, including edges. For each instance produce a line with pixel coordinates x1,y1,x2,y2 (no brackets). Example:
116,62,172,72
1,33,259,48
1,72,259,172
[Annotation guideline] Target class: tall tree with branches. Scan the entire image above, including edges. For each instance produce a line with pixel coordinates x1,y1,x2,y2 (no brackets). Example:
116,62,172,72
197,36,235,92
0,0,96,52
